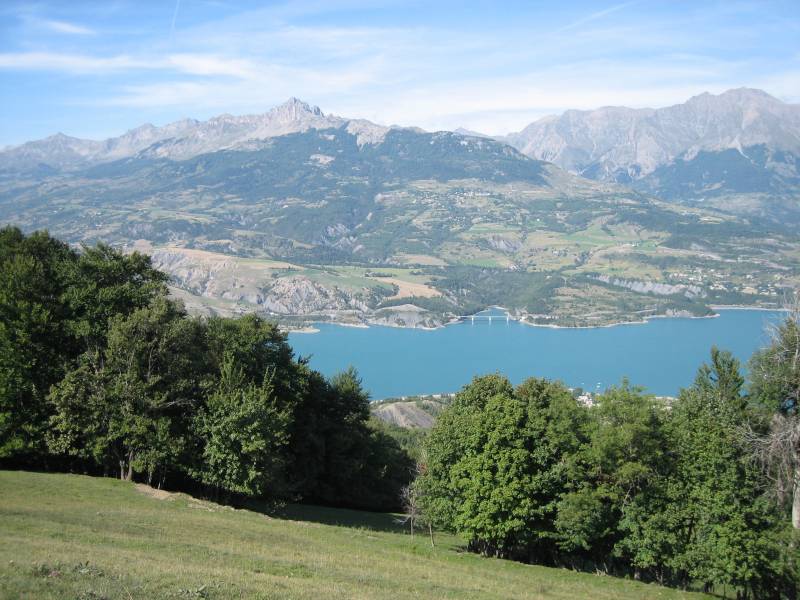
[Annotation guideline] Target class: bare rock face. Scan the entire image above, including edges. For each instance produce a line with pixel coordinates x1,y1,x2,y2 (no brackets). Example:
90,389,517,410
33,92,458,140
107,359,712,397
371,397,449,426
503,88,800,181
150,247,380,318
260,276,373,314
487,236,521,253
372,403,437,428
595,275,705,298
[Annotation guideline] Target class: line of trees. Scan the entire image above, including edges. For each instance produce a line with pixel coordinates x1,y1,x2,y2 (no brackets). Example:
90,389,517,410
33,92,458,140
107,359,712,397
0,227,413,510
414,333,800,597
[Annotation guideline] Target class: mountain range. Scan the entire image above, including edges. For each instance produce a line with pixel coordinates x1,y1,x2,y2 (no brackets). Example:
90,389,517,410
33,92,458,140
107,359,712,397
4,88,799,221
499,88,800,218
0,98,389,174
504,88,800,176
0,90,797,327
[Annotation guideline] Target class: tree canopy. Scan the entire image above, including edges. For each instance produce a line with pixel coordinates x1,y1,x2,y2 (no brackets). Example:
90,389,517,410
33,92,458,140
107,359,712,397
417,352,797,597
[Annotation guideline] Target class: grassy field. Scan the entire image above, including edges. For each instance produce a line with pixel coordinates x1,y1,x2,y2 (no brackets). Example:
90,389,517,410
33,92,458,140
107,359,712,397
0,471,712,600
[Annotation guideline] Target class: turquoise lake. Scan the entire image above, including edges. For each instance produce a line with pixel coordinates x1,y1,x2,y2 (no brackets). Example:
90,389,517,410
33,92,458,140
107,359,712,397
288,309,785,399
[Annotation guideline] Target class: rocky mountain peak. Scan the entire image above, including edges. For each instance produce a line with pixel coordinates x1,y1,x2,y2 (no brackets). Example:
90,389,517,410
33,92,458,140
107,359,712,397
272,97,324,120
691,87,780,105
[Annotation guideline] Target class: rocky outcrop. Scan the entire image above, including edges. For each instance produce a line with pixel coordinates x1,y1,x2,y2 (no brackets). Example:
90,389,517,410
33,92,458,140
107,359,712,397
487,236,521,253
368,304,444,329
151,248,378,316
372,403,437,428
594,275,705,298
371,398,450,427
260,276,373,314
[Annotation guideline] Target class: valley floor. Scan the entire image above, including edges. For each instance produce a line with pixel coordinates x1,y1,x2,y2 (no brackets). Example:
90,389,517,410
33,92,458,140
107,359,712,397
0,471,711,600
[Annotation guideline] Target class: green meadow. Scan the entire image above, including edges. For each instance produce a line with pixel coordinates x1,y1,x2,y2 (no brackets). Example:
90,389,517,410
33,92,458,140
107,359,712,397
0,471,710,600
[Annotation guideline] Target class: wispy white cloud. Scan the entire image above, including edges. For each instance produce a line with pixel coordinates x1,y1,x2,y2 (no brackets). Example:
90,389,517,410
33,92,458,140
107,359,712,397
169,0,181,40
752,69,800,103
18,15,789,137
166,54,258,78
100,55,387,109
0,51,264,79
41,19,95,35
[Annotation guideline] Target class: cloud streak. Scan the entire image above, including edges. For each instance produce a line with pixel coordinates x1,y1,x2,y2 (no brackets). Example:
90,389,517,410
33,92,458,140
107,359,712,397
169,0,181,40
41,19,95,35
0,51,263,79
553,1,639,34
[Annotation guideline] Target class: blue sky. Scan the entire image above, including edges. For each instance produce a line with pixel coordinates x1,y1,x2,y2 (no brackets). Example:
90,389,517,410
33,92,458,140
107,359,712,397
1,0,798,146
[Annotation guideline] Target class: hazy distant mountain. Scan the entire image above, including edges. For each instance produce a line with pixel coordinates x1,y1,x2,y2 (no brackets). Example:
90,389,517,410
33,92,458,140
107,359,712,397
504,88,800,180
499,88,800,217
0,98,389,174
453,127,491,139
7,90,799,216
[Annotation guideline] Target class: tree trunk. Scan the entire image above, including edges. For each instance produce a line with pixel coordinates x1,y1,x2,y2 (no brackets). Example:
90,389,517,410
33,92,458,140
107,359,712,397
125,451,134,481
793,464,800,529
428,523,435,548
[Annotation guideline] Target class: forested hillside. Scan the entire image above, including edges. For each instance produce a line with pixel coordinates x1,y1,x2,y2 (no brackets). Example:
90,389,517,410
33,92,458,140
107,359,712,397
0,226,412,510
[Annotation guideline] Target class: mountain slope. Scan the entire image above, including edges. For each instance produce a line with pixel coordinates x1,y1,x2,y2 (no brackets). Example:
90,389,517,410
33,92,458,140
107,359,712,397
0,98,797,327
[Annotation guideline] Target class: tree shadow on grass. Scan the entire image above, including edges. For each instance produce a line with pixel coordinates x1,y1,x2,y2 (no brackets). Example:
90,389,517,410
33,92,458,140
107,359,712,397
242,499,408,534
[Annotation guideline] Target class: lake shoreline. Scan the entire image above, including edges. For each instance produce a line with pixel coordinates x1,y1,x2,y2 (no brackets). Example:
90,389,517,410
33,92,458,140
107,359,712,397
281,304,786,334
517,312,719,330
283,304,787,335
709,304,788,311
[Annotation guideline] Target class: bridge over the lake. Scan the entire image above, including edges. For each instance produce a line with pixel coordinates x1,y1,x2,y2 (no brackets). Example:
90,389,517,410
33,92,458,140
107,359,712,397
457,314,513,324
